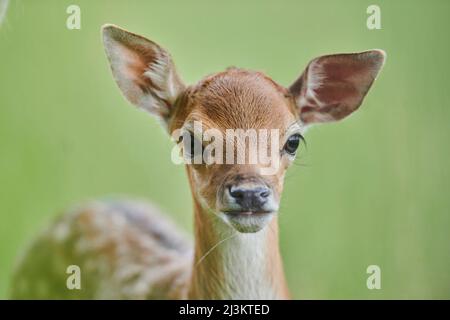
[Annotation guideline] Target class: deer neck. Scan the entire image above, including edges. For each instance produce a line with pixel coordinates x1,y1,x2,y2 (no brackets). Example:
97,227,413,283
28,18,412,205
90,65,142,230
187,200,290,300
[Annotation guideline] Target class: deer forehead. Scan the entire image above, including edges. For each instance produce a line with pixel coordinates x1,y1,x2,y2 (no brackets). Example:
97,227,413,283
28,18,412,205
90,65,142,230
171,68,298,132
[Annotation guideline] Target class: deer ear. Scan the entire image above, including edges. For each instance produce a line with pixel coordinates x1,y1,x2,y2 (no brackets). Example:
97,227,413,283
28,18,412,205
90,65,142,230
289,50,386,124
102,24,185,125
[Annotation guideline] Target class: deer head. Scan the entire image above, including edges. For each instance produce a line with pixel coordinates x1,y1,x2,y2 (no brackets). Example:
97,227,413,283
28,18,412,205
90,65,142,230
102,24,385,235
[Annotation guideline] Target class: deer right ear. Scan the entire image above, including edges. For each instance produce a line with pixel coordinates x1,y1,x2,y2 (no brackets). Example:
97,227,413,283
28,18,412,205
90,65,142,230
102,24,185,125
289,50,385,125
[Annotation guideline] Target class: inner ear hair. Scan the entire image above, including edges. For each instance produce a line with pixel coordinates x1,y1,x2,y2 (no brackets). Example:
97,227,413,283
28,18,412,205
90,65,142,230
102,24,186,125
289,50,386,125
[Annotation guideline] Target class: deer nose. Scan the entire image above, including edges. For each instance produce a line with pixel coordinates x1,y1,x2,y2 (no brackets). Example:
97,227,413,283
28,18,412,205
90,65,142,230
228,185,271,211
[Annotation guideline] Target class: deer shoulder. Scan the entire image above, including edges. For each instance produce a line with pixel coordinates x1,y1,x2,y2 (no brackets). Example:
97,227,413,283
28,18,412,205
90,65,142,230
10,199,192,299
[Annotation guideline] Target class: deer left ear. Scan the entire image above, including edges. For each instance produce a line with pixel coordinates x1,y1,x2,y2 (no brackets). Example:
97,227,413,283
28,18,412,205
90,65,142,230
289,50,386,124
102,24,185,126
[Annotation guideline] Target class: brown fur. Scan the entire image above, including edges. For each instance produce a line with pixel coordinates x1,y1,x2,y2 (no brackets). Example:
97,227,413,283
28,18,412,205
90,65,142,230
10,25,384,300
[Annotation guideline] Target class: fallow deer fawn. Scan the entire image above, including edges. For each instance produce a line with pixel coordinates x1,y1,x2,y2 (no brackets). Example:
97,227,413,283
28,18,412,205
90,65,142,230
10,25,385,299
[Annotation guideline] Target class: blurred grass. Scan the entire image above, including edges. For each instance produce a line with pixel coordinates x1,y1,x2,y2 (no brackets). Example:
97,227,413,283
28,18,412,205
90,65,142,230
1,0,449,299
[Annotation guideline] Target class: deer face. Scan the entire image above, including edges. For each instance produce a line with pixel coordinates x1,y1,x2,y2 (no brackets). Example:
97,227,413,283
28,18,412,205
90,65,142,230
102,25,385,233
169,69,299,233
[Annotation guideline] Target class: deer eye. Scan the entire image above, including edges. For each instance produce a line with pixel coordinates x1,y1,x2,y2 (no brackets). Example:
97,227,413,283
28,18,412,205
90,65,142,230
283,133,303,155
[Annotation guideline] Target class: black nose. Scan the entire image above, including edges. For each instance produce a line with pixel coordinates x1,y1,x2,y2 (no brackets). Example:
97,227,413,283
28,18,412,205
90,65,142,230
229,185,271,211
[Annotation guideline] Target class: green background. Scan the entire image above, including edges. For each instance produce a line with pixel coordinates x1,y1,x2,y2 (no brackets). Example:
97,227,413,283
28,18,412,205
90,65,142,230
1,0,449,299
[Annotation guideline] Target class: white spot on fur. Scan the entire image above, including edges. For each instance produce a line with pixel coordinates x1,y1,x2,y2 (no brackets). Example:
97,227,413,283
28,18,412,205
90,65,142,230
52,221,70,242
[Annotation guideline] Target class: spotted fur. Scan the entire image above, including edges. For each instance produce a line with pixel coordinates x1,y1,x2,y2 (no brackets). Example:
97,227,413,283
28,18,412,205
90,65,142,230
10,199,192,299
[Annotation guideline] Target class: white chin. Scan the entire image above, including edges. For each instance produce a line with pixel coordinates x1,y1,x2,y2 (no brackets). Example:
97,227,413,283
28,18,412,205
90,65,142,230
222,212,275,233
